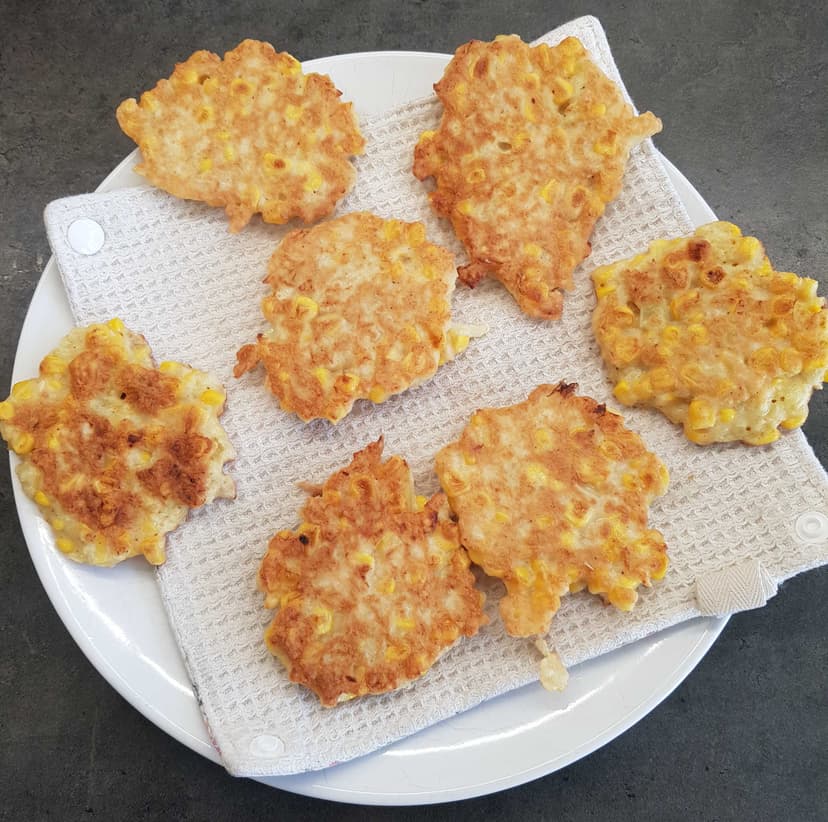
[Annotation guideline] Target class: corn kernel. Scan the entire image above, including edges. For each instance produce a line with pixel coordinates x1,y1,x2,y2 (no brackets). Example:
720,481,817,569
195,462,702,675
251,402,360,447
353,551,374,568
596,282,617,298
593,135,616,156
0,401,14,420
608,586,638,611
141,91,159,111
444,330,469,358
56,537,74,554
511,131,530,151
533,427,553,449
680,364,706,390
385,644,409,661
40,356,66,375
494,511,510,524
552,77,573,103
651,553,669,580
394,615,415,631
523,243,542,258
336,373,359,394
610,334,640,364
591,102,607,117
466,168,486,185
12,380,36,401
598,439,622,460
737,236,762,261
418,129,436,143
719,408,736,423
780,348,803,374
688,399,716,430
780,414,807,430
230,77,253,95
223,144,235,162
525,462,548,487
564,502,590,528
514,565,535,586
750,346,779,373
539,178,557,204
33,490,50,507
199,388,224,406
379,578,396,595
401,223,425,248
662,325,681,343
613,380,635,405
312,367,332,390
292,294,319,318
414,495,428,511
312,606,333,635
621,472,640,491
197,157,212,174
368,386,387,404
745,428,780,446
284,104,302,122
283,54,302,74
304,169,323,191
687,324,709,345
12,432,35,454
381,219,404,242
456,200,473,216
522,100,537,122
649,367,675,392
670,290,700,319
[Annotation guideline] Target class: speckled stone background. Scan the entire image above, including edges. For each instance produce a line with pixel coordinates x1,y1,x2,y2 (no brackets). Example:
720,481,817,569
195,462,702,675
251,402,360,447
0,1,825,819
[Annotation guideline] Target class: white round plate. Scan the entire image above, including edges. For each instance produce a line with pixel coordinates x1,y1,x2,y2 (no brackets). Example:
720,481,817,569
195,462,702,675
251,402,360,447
12,51,725,805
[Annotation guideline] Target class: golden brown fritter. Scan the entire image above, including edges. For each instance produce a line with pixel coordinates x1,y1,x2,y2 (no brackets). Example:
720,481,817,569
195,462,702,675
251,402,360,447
258,438,486,707
0,320,235,566
592,222,828,445
235,211,484,422
116,39,365,231
435,383,669,638
413,35,661,319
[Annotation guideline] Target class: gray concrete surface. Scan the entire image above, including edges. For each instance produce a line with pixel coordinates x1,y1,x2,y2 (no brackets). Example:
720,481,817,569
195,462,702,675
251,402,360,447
1,1,826,819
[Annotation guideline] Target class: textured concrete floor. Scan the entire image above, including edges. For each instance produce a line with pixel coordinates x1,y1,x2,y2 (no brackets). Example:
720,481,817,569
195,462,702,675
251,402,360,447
1,1,826,819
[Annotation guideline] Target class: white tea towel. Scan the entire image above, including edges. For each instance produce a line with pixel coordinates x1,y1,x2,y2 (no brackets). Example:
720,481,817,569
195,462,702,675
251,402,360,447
43,15,828,777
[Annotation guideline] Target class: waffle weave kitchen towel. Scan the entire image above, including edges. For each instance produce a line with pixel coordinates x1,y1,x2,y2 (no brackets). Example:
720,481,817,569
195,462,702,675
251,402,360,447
44,15,828,776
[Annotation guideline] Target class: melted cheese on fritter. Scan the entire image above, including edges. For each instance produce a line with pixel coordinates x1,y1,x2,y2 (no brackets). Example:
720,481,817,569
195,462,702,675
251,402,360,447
258,438,486,707
0,320,235,566
235,211,484,422
592,222,828,445
413,35,661,319
117,39,365,231
435,383,669,637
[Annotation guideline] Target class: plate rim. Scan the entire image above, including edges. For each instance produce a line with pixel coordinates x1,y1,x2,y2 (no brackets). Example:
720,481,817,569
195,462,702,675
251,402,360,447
11,48,727,805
